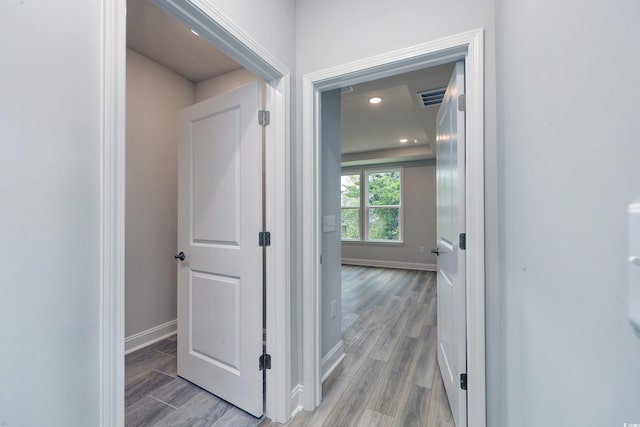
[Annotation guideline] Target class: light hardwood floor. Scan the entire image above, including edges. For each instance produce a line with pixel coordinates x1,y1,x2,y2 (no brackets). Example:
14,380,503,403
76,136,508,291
261,266,454,427
125,266,453,426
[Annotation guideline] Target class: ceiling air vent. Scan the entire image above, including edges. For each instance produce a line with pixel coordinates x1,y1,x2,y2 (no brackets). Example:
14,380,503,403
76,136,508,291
416,87,446,107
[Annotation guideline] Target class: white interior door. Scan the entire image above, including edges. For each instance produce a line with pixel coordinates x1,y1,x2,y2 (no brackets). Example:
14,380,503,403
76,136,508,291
435,61,467,427
176,81,263,417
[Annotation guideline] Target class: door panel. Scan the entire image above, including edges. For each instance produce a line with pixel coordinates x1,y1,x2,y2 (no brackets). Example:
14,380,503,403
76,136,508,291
191,272,240,371
191,107,241,244
436,61,467,427
177,81,263,417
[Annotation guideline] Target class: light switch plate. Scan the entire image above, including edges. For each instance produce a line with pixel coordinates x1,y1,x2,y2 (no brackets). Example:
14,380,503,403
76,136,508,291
323,215,336,232
629,202,640,330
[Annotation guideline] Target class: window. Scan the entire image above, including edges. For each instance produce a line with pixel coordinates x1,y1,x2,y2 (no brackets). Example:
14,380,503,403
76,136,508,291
341,168,402,242
340,174,361,240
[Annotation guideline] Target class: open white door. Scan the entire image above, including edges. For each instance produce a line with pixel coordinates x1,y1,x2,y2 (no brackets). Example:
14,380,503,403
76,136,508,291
176,81,264,417
435,61,467,427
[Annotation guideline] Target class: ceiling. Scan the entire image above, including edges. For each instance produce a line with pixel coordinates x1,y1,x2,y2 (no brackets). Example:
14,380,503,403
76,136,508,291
126,2,453,160
126,0,242,82
341,63,455,160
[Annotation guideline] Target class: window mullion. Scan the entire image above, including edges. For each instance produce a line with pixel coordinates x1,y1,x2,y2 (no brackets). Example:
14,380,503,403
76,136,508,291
361,169,366,241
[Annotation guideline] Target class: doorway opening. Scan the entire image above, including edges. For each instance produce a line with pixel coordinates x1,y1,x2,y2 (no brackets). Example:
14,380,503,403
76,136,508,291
123,0,267,423
101,0,291,424
301,30,486,427
317,63,459,426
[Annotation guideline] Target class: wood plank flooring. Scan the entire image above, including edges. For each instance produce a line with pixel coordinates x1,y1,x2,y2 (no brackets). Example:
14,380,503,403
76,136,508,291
261,266,454,427
124,335,262,427
125,266,453,426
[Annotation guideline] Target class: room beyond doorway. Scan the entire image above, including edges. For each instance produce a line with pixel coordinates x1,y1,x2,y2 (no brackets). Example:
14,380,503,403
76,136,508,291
125,0,267,420
300,29,486,427
106,0,293,422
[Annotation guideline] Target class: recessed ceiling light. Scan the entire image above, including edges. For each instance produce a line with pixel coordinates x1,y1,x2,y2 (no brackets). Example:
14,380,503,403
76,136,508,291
368,96,382,104
413,139,418,143
399,138,409,144
190,28,200,36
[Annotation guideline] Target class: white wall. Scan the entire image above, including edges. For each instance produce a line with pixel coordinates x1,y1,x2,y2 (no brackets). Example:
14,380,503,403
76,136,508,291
16,2,640,425
0,2,102,425
203,0,295,70
320,90,343,358
125,49,195,339
495,0,640,425
196,68,259,102
295,0,495,76
0,0,297,422
341,161,437,268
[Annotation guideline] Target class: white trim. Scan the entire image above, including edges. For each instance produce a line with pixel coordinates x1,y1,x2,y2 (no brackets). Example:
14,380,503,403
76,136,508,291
102,0,291,424
341,258,437,272
100,0,126,426
302,29,486,427
320,340,345,382
263,72,292,425
289,385,304,419
124,320,178,354
302,73,322,411
342,240,404,246
464,29,487,427
153,0,287,80
363,167,403,242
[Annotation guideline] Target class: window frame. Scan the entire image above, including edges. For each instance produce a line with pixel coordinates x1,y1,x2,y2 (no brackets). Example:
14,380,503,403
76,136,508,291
340,166,404,244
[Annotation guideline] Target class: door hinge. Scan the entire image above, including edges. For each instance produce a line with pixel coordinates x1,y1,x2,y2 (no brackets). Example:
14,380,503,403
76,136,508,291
259,353,271,370
258,110,270,127
458,94,466,112
258,231,271,247
460,373,468,390
459,233,466,250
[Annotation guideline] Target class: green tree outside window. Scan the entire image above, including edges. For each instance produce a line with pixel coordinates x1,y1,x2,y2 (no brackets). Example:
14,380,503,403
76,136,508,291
341,169,401,241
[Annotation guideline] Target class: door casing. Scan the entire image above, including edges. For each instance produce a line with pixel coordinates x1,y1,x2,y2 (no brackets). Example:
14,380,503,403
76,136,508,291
301,29,486,427
99,0,292,425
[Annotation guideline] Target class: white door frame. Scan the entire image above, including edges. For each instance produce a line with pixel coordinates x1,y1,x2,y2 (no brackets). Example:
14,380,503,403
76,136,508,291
100,0,292,425
301,29,486,427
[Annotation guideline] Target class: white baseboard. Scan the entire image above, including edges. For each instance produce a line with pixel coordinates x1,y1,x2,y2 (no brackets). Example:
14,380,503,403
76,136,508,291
321,340,345,382
341,258,436,271
290,384,304,419
125,319,177,354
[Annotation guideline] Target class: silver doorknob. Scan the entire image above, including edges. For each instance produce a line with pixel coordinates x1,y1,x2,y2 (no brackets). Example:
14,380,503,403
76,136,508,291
431,248,440,256
174,251,185,261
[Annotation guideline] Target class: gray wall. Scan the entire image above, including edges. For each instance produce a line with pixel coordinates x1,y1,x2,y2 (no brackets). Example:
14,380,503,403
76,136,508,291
0,1,102,425
196,68,259,103
495,0,640,425
125,49,196,338
321,90,343,358
126,51,263,340
341,161,437,267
